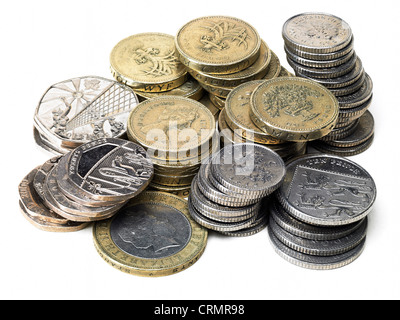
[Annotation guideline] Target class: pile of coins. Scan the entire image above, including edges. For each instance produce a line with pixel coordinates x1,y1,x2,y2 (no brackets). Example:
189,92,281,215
19,138,154,230
218,80,307,162
282,13,374,156
33,76,139,155
188,143,286,236
175,16,290,109
268,154,376,269
126,96,216,196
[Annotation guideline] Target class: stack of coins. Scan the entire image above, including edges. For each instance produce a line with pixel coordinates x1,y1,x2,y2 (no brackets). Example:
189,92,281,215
33,76,139,155
127,96,216,196
218,80,307,161
175,16,286,108
282,13,374,156
188,143,286,236
268,154,376,269
18,138,154,231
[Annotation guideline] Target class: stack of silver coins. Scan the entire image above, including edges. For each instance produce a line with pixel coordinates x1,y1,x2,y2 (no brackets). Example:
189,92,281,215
268,154,376,269
18,138,154,231
188,143,286,236
282,13,374,156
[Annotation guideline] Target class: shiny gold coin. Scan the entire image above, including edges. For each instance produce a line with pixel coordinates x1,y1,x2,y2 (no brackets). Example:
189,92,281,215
127,96,215,158
187,40,271,88
198,94,220,120
262,50,281,80
198,81,231,98
209,93,225,110
148,182,191,199
279,66,295,77
93,191,208,277
224,80,285,145
250,77,339,141
135,76,203,100
175,16,261,74
110,33,187,92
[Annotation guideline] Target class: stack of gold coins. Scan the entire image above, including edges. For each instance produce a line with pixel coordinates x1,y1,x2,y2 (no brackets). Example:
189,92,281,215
126,96,216,197
174,16,289,109
281,13,374,156
110,32,205,102
219,80,308,162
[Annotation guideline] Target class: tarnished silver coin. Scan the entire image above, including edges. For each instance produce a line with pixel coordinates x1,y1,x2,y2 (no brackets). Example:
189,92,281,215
65,138,154,202
269,214,368,256
282,13,352,54
268,224,366,270
276,154,376,226
336,73,373,109
210,143,286,198
311,134,374,157
34,76,138,152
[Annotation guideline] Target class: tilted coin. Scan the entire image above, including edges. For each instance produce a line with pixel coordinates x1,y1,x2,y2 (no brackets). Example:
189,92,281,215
148,181,191,199
19,165,69,225
110,33,187,92
250,77,339,141
269,214,368,256
262,50,281,80
33,76,139,152
93,191,208,277
175,16,261,74
282,13,352,54
187,40,271,88
65,138,154,203
268,224,366,270
278,67,295,77
320,118,360,141
336,73,373,109
210,143,286,198
276,154,376,226
311,134,374,157
198,94,220,120
208,93,225,110
224,80,285,145
127,96,215,159
328,71,366,97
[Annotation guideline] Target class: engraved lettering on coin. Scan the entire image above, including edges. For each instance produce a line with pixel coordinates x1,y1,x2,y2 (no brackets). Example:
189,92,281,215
110,203,191,259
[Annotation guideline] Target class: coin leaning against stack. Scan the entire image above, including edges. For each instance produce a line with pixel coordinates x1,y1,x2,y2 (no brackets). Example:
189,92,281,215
282,12,375,156
126,95,216,196
268,154,376,269
219,80,307,162
18,138,154,231
174,15,289,109
188,143,286,236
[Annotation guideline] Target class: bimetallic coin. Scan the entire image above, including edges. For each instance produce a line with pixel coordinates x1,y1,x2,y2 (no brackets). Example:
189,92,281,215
127,96,215,158
282,13,352,54
93,191,208,277
250,77,339,141
34,76,139,151
110,33,187,92
276,154,376,226
175,16,261,74
210,143,286,198
66,138,154,203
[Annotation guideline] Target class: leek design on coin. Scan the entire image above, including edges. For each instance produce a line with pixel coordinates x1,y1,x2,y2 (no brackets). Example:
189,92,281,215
65,138,154,202
34,76,139,153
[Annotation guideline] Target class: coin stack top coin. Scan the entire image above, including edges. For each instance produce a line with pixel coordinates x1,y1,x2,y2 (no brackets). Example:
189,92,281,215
188,143,286,236
282,12,374,156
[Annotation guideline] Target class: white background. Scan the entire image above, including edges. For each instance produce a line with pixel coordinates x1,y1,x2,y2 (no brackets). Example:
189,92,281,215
1,0,399,300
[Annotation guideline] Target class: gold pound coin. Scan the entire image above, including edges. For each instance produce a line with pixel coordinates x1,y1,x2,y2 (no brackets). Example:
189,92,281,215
175,16,261,75
187,40,271,88
224,80,285,145
110,33,187,92
209,93,226,110
127,96,215,159
250,77,339,141
262,50,281,80
93,191,208,277
135,76,204,101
